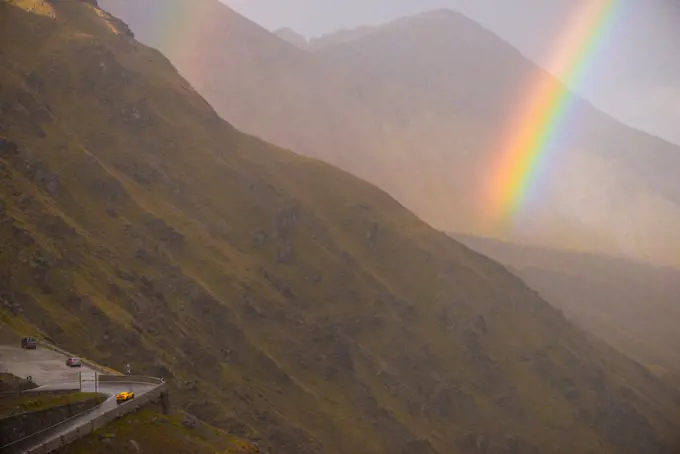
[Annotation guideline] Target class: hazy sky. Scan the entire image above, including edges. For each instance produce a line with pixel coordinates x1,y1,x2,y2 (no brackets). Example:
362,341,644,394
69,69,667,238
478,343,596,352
222,0,680,145
223,0,471,37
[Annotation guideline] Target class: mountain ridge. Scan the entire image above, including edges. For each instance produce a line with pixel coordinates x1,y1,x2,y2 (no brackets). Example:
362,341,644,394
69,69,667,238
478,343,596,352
98,0,680,268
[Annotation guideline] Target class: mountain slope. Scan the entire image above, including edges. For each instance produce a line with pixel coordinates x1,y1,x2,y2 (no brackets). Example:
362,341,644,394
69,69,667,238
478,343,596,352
63,407,259,454
1,1,680,453
275,27,309,48
454,234,680,380
98,0,680,268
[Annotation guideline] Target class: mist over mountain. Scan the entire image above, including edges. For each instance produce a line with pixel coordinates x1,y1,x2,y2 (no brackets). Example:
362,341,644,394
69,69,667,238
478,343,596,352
99,0,680,269
225,0,680,147
447,0,680,148
275,27,308,48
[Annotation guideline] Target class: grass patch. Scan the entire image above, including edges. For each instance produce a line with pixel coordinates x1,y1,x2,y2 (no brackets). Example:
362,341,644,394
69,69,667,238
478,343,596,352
0,392,105,418
64,408,259,454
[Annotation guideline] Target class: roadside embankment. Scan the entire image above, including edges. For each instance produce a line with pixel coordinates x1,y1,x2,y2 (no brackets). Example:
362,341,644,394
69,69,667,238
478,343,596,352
1,392,105,446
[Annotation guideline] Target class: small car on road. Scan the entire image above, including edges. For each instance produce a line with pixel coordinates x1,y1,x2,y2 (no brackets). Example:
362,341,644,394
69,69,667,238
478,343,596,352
116,391,135,404
65,357,82,367
21,337,37,349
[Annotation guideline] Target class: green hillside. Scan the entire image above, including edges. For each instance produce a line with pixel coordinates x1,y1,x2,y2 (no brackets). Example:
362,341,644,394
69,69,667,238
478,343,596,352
1,1,679,453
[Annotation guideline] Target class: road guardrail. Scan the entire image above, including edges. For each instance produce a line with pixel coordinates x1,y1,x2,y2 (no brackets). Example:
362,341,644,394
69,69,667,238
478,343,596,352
97,375,163,385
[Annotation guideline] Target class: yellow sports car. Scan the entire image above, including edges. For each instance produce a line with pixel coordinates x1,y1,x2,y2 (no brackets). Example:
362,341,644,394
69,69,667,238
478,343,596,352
116,391,135,404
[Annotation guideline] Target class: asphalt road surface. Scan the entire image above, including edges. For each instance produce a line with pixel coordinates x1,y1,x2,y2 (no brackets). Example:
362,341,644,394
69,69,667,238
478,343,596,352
0,345,97,386
0,345,156,453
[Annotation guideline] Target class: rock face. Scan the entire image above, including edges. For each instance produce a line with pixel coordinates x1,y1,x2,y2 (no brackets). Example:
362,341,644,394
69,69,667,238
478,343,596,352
1,2,680,454
0,138,19,157
181,414,198,429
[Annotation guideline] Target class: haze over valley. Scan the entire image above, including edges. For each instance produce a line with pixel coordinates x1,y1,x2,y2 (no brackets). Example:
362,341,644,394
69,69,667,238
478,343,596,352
99,0,680,269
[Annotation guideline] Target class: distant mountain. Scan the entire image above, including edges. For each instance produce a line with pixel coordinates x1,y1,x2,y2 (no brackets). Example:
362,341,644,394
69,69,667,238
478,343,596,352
448,0,680,147
307,26,379,50
98,1,680,268
275,27,308,48
276,25,379,51
7,2,680,453
454,233,680,380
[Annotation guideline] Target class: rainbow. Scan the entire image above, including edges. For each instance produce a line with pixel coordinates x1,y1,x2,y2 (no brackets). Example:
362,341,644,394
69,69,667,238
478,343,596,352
485,0,617,228
100,0,223,89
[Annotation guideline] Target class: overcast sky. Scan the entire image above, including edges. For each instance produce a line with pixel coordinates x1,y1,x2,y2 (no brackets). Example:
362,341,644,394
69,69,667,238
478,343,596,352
222,0,680,145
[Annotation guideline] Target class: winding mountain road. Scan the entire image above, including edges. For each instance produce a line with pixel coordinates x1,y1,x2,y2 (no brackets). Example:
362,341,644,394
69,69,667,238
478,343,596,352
0,344,160,454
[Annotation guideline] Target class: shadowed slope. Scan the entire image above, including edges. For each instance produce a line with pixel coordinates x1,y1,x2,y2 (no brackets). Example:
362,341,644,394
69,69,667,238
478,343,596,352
455,234,680,380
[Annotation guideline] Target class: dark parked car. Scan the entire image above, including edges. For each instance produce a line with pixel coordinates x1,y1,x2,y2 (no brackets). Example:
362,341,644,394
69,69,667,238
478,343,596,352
66,357,82,367
21,337,37,349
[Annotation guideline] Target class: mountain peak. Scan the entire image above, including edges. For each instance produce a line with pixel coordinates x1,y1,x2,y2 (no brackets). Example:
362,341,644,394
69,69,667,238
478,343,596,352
275,27,309,48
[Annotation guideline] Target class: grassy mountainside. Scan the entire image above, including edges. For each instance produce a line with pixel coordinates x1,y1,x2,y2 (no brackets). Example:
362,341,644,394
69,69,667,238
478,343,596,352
455,234,680,380
0,391,104,418
98,0,680,268
1,1,679,453
61,407,260,454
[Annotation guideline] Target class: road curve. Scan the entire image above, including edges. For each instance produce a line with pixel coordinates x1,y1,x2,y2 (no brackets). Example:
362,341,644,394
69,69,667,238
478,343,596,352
0,344,161,454
6,381,157,454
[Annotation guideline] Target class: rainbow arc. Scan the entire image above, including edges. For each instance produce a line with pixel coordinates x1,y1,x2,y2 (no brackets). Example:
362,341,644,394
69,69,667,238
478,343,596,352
485,0,617,228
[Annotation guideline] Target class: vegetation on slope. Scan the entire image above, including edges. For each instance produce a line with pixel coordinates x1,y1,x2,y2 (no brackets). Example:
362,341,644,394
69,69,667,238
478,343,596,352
61,407,260,454
1,1,679,453
0,391,104,418
456,234,680,381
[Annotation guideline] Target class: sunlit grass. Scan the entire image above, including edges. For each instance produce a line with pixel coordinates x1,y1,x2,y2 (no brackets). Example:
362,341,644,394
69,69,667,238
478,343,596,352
7,0,56,18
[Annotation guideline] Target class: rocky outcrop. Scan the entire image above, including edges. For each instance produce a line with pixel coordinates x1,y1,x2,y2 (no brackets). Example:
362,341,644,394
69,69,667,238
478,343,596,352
0,138,19,157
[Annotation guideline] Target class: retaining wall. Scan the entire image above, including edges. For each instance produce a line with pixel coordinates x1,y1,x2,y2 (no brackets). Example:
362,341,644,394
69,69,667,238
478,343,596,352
0,395,105,446
1,377,167,454
30,382,167,454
